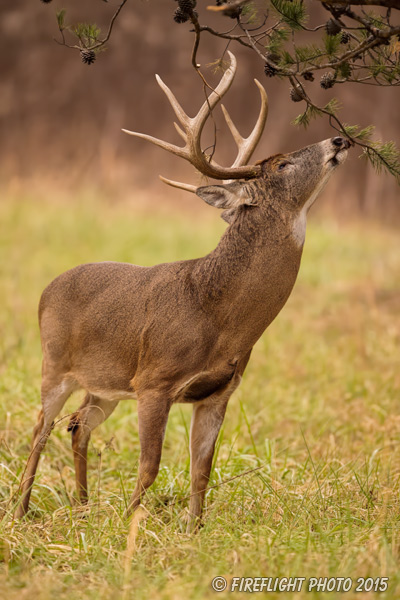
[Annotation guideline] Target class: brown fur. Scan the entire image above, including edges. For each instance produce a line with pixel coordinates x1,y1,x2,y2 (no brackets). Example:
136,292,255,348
15,137,349,531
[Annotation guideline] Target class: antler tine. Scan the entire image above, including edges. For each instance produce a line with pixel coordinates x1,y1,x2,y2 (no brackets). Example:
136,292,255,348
194,51,237,128
155,75,190,128
121,129,188,160
220,105,242,149
174,122,187,142
123,72,191,156
159,175,197,194
221,79,268,168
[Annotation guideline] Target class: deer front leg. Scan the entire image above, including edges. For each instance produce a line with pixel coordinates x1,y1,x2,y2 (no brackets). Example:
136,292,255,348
126,394,171,516
187,397,229,533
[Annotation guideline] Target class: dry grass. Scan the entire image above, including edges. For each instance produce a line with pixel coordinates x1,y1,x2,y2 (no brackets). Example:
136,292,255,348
0,193,399,599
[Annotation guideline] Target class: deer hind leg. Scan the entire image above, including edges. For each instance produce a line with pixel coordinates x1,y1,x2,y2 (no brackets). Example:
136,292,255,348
15,375,77,518
126,394,171,516
68,394,119,504
187,396,230,533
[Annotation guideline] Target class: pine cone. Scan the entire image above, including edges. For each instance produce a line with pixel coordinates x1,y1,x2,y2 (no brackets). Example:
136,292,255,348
326,18,341,36
81,49,96,65
340,31,350,44
303,71,314,82
174,7,189,23
264,63,277,77
290,85,303,102
320,72,335,89
228,7,242,19
178,0,195,12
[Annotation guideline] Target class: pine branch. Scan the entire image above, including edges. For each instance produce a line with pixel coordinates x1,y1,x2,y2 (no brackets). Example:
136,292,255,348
53,0,129,57
316,0,400,8
46,0,400,184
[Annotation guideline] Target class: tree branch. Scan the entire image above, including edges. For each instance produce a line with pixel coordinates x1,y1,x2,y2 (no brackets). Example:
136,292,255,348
317,0,400,8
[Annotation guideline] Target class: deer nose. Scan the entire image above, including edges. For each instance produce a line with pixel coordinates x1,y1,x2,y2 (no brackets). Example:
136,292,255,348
332,136,350,149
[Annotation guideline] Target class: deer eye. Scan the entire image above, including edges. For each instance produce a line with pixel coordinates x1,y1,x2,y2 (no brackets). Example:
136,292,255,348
278,161,290,171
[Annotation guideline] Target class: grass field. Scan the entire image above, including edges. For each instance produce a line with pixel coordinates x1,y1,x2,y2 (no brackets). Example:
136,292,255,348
0,194,399,599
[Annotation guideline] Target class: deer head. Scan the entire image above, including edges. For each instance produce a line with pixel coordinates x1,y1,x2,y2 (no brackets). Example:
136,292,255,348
195,137,349,225
123,51,349,227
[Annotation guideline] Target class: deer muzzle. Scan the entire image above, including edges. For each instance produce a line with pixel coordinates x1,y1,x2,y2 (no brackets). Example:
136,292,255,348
326,136,350,167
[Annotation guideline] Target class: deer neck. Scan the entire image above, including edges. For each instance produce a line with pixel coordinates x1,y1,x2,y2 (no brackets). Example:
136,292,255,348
192,203,304,346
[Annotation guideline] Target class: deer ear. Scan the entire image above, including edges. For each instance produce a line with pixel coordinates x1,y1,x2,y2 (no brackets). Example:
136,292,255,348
196,182,258,210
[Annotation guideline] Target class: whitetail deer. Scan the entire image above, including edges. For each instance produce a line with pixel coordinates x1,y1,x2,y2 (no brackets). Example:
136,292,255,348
16,52,349,530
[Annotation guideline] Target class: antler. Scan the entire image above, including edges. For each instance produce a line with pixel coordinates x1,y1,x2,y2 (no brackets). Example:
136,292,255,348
122,52,268,193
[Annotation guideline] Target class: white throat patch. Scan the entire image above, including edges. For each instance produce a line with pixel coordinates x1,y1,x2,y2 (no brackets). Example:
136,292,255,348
291,173,331,248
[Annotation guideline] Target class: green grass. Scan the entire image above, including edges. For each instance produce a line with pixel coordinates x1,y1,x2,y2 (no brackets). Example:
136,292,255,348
0,193,400,599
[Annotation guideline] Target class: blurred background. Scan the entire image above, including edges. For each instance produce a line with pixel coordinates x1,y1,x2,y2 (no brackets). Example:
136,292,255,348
1,0,399,222
1,5,400,595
